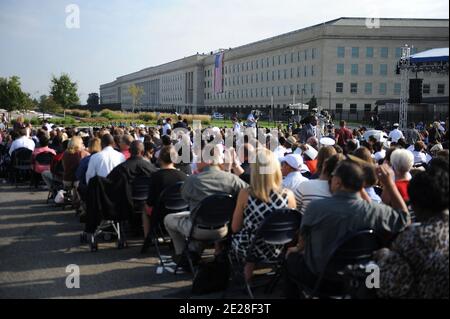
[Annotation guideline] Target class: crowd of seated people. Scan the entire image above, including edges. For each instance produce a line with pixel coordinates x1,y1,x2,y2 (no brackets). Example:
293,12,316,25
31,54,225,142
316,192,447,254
0,113,448,299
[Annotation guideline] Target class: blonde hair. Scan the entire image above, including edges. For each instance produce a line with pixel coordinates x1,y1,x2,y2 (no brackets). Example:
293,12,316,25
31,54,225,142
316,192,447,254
88,137,101,154
249,148,283,203
67,136,84,154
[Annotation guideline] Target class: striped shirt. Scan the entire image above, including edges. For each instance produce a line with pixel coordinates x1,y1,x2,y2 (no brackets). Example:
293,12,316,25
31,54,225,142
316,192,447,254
295,179,331,214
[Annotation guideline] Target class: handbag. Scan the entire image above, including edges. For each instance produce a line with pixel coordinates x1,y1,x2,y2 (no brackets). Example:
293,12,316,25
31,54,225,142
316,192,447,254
192,254,230,295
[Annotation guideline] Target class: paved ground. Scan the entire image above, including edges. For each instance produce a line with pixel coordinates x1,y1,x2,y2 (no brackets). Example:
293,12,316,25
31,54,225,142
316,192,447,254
0,182,281,299
0,183,204,299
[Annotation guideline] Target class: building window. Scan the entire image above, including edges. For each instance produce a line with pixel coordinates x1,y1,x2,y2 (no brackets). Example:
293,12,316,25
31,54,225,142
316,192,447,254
304,66,307,77
364,104,372,112
379,83,387,95
337,64,345,75
366,47,374,58
336,103,343,113
336,82,344,93
395,48,402,58
311,65,315,76
351,47,359,58
312,48,317,59
351,64,359,75
337,47,345,58
350,104,357,114
380,64,388,76
365,64,373,75
350,83,358,94
394,83,401,95
438,84,446,94
423,83,431,94
311,83,315,94
365,83,372,95
380,47,389,58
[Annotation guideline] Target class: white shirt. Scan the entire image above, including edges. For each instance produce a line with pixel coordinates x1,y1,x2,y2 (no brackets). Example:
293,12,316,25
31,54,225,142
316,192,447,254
9,136,35,155
294,179,332,214
388,129,404,143
85,146,126,184
162,123,171,136
282,172,309,194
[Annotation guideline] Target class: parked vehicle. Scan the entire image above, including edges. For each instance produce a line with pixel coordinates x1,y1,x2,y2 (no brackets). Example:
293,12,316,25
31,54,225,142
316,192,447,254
212,112,224,120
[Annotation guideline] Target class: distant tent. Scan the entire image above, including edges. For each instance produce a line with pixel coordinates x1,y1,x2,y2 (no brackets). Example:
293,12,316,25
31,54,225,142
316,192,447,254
409,48,449,64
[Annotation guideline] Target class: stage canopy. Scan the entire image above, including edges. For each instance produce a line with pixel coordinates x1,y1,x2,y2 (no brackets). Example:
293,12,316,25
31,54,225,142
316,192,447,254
409,48,449,64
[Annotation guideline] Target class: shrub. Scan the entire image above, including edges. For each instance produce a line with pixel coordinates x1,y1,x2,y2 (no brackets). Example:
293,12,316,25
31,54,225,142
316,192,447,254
65,109,91,118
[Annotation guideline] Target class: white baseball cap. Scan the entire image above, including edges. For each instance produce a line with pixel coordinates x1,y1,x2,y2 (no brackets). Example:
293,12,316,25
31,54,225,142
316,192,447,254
280,154,309,172
320,137,336,146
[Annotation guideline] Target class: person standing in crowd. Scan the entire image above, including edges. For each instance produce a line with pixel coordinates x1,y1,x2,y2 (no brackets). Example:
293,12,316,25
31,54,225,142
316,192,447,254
85,134,126,184
246,111,257,128
231,148,297,281
173,115,187,130
389,123,405,143
375,165,449,299
162,118,172,136
428,121,442,146
405,122,421,146
335,120,353,148
299,116,319,144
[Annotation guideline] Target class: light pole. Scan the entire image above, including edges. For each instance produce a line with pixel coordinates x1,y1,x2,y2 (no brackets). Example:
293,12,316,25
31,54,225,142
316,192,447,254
326,91,331,112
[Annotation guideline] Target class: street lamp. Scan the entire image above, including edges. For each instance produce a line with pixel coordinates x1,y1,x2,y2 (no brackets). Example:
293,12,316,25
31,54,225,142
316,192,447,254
326,91,331,112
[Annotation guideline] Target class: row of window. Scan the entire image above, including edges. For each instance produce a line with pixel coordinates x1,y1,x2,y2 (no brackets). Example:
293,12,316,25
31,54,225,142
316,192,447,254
336,63,389,76
204,49,318,78
162,74,183,84
335,103,373,113
204,84,315,100
336,82,447,95
204,66,317,89
337,46,422,59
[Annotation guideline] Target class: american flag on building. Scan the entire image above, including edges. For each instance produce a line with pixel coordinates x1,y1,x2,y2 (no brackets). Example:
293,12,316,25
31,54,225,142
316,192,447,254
214,52,225,94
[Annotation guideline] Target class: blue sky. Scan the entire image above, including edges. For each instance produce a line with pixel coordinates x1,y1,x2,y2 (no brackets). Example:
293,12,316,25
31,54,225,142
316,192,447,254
0,0,448,103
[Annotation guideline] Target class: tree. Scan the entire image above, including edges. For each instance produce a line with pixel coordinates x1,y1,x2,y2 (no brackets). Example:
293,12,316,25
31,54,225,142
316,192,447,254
22,93,37,113
128,84,144,113
0,76,27,112
50,73,79,111
87,93,99,108
39,95,62,115
307,95,318,110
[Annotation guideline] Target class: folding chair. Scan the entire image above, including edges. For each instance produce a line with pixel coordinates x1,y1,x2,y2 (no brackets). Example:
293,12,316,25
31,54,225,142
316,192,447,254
141,182,188,268
11,148,33,187
129,175,152,234
228,209,302,299
174,193,236,275
298,229,381,299
31,152,54,189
